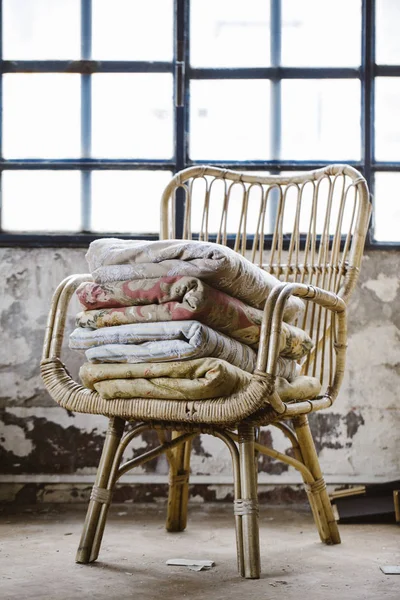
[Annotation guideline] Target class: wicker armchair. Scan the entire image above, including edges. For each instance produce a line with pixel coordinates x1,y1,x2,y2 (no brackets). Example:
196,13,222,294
41,165,371,579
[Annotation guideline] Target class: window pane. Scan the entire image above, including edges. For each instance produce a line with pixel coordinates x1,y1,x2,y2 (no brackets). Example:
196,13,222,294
281,0,361,67
3,74,81,159
3,0,80,60
92,75,173,159
373,173,400,242
376,0,400,65
92,0,173,61
281,80,361,160
190,0,270,67
91,171,172,233
375,78,400,161
190,80,271,160
2,171,81,232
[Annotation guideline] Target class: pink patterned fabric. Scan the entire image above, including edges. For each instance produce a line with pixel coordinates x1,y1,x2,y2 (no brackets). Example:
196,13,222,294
76,276,313,359
85,238,305,320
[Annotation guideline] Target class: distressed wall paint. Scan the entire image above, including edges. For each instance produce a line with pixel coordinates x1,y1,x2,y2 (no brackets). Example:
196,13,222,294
0,247,399,502
0,481,308,506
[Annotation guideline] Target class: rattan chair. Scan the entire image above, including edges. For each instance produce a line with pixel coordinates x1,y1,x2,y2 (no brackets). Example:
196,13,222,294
41,165,371,579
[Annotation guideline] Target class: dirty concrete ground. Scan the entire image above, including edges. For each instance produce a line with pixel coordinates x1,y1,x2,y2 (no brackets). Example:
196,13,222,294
0,504,398,600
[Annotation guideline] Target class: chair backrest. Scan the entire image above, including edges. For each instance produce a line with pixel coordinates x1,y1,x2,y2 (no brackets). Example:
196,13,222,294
160,165,371,384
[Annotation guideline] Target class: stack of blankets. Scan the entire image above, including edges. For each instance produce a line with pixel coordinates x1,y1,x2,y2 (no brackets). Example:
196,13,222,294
69,239,321,403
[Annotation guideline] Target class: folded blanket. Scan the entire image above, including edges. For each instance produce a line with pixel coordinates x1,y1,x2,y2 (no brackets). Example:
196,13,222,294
79,358,321,402
80,358,249,400
75,276,313,359
70,320,298,381
85,238,304,321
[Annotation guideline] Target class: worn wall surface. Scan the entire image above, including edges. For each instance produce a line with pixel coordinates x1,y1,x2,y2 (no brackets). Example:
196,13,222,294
0,247,399,503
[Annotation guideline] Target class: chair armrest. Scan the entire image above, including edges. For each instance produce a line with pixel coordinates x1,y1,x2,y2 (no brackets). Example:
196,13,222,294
42,273,93,362
255,282,347,415
40,273,278,423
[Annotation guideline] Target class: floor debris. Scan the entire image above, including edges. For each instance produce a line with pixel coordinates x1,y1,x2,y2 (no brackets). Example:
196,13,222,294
166,558,215,571
380,566,400,575
330,482,400,523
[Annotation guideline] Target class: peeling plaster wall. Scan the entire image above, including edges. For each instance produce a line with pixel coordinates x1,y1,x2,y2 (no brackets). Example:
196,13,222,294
0,247,399,503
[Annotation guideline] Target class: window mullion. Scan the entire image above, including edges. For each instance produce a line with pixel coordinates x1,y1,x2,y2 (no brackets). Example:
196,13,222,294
173,0,188,238
269,0,282,228
81,0,92,233
270,0,282,161
361,0,375,185
361,0,375,243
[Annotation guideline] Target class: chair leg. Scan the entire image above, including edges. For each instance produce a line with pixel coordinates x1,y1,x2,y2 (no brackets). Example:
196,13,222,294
237,424,261,579
293,414,341,545
166,433,192,532
76,417,125,564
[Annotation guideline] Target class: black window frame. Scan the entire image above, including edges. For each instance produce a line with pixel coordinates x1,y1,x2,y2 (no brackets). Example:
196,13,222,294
0,0,397,248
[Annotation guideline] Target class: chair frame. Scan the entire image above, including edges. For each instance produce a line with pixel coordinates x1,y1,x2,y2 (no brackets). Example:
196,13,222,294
41,165,371,579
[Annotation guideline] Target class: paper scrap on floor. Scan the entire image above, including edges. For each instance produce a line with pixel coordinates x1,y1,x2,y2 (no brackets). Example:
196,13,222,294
380,566,400,575
166,558,215,571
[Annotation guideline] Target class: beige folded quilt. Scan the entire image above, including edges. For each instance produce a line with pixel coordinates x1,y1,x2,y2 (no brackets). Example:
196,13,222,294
79,358,321,402
85,238,304,320
80,358,249,400
75,275,313,359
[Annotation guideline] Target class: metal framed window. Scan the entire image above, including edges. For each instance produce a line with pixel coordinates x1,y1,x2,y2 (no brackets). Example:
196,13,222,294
0,0,398,247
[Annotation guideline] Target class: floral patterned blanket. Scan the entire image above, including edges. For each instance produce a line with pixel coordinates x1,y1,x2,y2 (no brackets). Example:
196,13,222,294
79,358,321,402
75,276,313,359
69,320,298,380
85,238,304,320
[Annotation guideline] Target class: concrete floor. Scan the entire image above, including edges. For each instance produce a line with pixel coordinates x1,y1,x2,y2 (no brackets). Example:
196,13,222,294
0,504,399,600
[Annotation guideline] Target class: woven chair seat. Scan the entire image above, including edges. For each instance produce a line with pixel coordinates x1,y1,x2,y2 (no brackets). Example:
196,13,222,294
41,357,277,426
